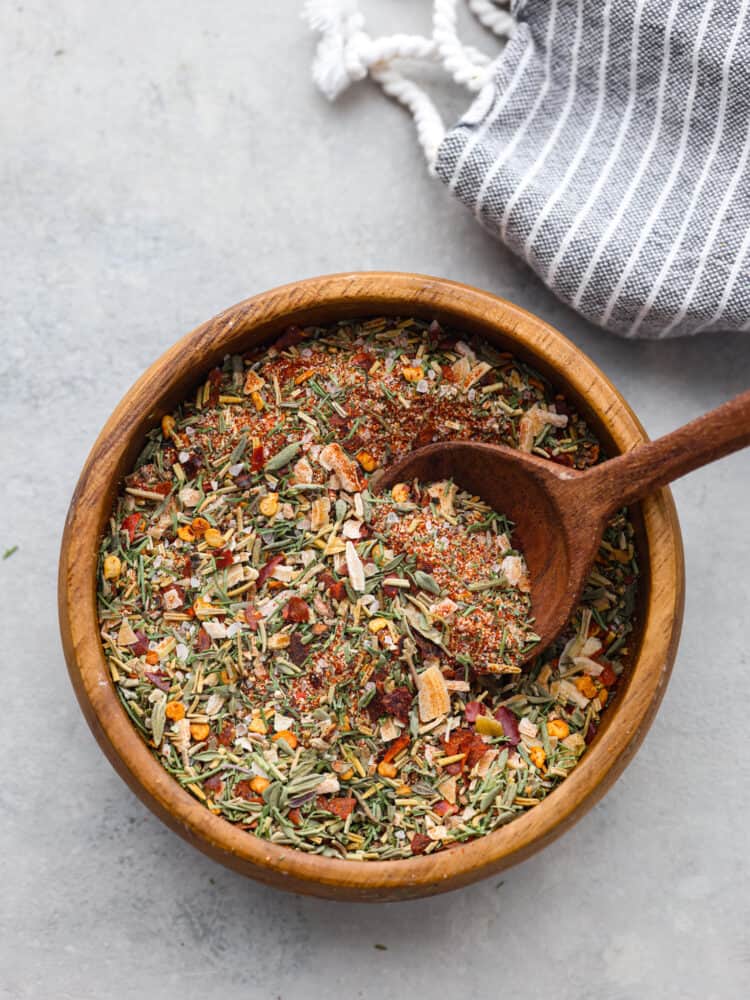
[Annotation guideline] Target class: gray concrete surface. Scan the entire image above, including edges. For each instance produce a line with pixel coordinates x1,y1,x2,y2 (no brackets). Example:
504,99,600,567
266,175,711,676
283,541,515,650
1,2,749,998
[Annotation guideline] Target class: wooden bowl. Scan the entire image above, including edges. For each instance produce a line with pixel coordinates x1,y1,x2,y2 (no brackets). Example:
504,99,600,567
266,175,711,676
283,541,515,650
59,273,684,901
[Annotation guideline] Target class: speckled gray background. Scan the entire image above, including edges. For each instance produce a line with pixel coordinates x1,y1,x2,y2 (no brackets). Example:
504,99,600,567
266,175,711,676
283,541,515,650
1,2,749,998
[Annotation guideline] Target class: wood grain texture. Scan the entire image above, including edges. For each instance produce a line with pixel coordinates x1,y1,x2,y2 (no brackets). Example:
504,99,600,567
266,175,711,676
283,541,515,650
580,388,750,511
58,272,685,901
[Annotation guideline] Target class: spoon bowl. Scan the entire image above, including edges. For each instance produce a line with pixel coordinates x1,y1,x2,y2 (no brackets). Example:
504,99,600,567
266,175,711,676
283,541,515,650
378,387,750,664
376,441,606,663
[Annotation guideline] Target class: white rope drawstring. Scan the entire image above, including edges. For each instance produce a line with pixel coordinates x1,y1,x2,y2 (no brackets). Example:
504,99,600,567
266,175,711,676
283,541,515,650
371,64,448,169
468,0,516,37
304,0,369,99
303,0,514,170
433,0,493,91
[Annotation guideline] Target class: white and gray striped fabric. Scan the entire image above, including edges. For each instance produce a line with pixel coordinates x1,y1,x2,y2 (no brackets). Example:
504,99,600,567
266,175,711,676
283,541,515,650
436,0,750,338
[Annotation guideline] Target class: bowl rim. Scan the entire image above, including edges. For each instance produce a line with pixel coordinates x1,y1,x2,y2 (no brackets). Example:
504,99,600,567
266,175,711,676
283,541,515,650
59,272,684,901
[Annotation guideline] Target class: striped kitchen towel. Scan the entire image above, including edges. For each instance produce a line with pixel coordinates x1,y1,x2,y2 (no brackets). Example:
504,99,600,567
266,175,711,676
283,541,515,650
305,0,750,338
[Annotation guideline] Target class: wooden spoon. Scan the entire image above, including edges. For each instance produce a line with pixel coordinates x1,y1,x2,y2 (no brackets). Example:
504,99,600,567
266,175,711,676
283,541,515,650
376,389,750,664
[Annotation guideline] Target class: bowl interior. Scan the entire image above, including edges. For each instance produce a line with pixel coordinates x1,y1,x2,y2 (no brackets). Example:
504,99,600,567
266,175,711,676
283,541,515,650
60,273,683,900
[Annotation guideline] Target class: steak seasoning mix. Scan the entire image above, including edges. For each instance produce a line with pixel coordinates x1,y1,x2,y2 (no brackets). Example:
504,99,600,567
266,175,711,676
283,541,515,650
97,317,638,859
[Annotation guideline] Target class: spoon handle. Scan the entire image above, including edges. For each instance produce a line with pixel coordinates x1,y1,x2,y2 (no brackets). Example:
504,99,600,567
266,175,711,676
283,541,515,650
580,388,750,514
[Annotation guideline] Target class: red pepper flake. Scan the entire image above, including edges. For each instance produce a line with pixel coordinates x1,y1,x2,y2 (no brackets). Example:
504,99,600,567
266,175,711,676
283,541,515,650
196,627,211,652
380,688,413,724
444,728,486,771
234,779,252,799
207,367,223,406
381,733,410,763
214,549,234,570
442,665,464,681
493,706,520,746
257,553,284,588
410,832,432,855
365,691,386,722
599,664,617,687
121,513,145,543
287,633,309,666
282,597,310,623
145,671,170,692
152,481,172,496
463,738,487,769
234,780,263,803
328,581,347,602
464,700,487,723
329,413,351,432
288,808,302,826
413,424,436,447
274,325,307,350
317,796,356,819
351,350,374,370
250,443,265,471
244,606,262,631
216,721,235,747
433,800,458,817
128,630,150,656
203,774,223,794
180,452,204,478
